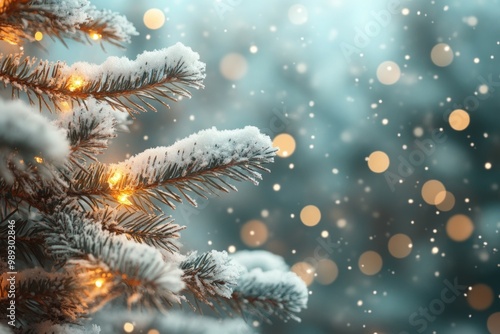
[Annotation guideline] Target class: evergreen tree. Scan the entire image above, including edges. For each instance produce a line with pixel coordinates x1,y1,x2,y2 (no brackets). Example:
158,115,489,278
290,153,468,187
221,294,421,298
0,1,308,333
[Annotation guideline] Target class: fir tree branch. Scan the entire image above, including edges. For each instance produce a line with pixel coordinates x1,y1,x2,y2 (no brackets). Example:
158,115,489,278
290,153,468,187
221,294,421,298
0,0,137,47
180,251,243,307
0,43,205,114
0,268,89,329
40,211,185,311
93,209,185,253
229,269,309,323
68,127,276,213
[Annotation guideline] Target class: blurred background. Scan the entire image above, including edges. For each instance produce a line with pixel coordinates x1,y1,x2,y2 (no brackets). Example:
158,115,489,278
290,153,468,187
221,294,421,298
14,0,500,333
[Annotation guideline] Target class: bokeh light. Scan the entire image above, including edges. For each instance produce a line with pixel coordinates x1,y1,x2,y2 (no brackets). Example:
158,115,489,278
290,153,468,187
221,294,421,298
240,220,268,247
421,179,446,205
388,234,412,259
367,150,390,173
273,133,296,158
219,53,248,81
487,312,500,334
467,284,494,310
431,43,454,67
449,109,470,131
358,251,383,276
291,261,315,286
300,205,321,227
436,191,455,211
288,4,308,25
315,259,339,285
376,61,401,85
143,8,165,30
446,214,474,241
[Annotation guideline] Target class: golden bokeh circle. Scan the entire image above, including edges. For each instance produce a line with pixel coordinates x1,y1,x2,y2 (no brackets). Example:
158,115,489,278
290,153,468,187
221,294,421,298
219,53,248,81
431,43,454,67
273,133,296,158
291,261,315,286
315,259,339,285
367,151,390,173
421,180,446,205
449,109,470,131
487,312,500,334
446,214,474,242
436,191,456,211
376,61,401,85
358,251,383,276
240,220,268,247
143,9,165,30
467,283,494,310
388,234,413,259
300,205,321,227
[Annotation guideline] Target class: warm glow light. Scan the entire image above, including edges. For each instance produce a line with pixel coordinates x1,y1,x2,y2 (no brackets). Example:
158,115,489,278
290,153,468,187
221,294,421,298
240,220,268,247
123,322,134,333
34,156,43,164
291,262,315,286
358,251,383,276
95,279,104,288
273,133,296,158
143,8,165,30
67,76,84,92
117,193,132,205
367,151,390,173
436,191,455,211
34,31,43,41
446,214,474,241
467,283,494,310
376,61,401,85
108,171,123,189
89,31,102,40
487,312,500,334
421,179,446,205
300,205,321,227
388,234,413,259
431,43,454,67
315,259,339,285
219,53,248,81
449,109,470,131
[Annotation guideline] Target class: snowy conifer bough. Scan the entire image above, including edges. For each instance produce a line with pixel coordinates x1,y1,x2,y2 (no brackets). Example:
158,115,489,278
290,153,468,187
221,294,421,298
0,1,308,333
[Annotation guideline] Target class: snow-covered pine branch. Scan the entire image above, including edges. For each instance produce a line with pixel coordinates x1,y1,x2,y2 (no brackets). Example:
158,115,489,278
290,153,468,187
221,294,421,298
40,210,185,310
57,99,129,165
69,126,276,212
0,42,205,114
181,250,244,307
0,268,88,328
230,250,309,323
0,0,137,46
91,209,184,253
0,99,69,201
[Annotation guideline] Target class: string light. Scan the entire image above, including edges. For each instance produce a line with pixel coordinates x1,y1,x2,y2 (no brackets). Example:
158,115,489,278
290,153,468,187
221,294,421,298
117,193,132,205
34,156,43,164
89,31,102,40
108,171,123,189
94,279,104,288
67,76,84,92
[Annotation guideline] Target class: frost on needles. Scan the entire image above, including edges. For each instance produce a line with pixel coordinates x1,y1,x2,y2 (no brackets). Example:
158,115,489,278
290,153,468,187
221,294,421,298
0,1,308,333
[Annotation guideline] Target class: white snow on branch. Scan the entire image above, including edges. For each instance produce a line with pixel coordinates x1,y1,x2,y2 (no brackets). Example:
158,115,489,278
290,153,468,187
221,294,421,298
0,99,69,183
236,268,309,317
112,126,273,184
87,8,138,43
231,250,289,272
61,42,205,86
30,0,90,27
